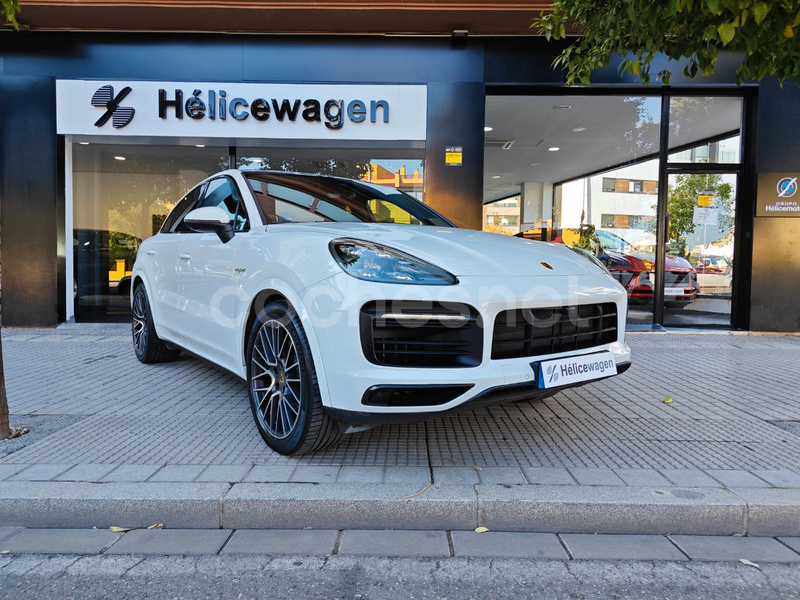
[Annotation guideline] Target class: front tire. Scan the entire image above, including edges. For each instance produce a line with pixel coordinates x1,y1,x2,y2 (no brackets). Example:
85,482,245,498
132,284,181,363
247,302,341,456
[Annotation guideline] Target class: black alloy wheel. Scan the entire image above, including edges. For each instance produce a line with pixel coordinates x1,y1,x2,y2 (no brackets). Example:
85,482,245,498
247,302,341,455
131,284,181,363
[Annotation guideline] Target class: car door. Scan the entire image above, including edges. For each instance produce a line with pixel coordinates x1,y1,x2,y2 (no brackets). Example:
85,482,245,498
176,176,251,366
140,185,204,342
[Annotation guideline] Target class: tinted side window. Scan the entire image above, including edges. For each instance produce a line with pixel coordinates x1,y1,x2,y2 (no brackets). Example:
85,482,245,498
197,177,250,232
162,185,204,233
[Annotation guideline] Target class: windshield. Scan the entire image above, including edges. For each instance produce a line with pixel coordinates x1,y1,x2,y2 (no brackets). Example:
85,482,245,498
245,172,453,227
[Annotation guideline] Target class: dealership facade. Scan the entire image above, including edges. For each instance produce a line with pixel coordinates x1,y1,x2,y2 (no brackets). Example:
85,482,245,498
1,1,799,331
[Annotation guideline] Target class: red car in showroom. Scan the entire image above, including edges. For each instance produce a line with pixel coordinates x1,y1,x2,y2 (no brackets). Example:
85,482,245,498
593,230,698,308
542,228,697,308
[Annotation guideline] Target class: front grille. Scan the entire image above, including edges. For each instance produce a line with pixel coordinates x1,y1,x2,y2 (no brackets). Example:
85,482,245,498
360,301,483,368
491,303,618,360
665,271,691,286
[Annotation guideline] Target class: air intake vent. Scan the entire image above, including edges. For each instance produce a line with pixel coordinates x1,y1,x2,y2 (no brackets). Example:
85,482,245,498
492,303,618,360
360,301,483,368
485,139,516,150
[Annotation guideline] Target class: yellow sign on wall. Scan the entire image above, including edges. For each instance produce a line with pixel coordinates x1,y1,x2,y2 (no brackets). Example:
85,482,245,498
445,146,463,166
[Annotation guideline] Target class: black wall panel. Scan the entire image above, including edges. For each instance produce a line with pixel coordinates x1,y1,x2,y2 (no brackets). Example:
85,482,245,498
750,81,800,330
750,217,800,331
0,77,59,326
755,80,800,173
0,33,483,84
425,82,485,230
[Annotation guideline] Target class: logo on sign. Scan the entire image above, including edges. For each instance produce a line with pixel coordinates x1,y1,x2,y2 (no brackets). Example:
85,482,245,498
777,177,798,198
92,85,135,129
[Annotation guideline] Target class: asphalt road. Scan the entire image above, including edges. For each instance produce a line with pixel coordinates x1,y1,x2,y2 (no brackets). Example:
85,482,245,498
1,554,798,600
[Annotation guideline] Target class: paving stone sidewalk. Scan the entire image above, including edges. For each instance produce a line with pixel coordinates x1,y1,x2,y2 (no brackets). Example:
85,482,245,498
2,326,800,535
2,326,799,489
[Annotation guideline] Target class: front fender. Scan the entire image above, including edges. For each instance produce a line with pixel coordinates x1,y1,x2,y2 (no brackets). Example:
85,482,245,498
237,276,335,408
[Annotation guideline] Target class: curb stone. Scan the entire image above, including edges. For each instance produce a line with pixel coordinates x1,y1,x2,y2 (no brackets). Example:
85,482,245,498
1,482,799,535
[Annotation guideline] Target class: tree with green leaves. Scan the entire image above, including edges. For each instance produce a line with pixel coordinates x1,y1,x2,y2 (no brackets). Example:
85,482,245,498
533,0,800,85
1,0,20,26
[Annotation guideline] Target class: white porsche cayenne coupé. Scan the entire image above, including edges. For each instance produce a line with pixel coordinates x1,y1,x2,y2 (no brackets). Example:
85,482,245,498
132,169,631,455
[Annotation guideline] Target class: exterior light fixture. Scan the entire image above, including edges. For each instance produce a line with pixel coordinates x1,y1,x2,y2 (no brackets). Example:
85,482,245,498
571,127,587,132
114,156,126,161
484,126,493,132
78,141,90,145
548,147,560,152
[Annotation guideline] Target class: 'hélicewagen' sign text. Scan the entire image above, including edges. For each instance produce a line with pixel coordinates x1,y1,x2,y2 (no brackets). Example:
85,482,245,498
159,88,389,130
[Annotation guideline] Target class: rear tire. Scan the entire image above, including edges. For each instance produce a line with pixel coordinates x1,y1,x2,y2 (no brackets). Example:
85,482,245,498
246,301,342,456
132,284,181,364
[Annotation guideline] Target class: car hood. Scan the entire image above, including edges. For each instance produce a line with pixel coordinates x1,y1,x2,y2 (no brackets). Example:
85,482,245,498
630,252,695,272
267,223,594,277
601,250,648,272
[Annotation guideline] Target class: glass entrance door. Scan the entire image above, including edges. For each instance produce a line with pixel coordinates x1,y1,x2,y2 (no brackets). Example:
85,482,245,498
661,171,737,326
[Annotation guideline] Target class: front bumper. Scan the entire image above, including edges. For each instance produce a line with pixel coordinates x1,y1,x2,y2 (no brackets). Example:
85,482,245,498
326,361,632,429
300,272,631,419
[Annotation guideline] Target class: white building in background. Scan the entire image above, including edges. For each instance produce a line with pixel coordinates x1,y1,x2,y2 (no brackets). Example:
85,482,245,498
560,160,659,246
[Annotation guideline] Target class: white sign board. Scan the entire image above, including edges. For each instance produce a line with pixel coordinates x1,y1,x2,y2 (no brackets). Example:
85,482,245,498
56,80,427,141
693,206,719,226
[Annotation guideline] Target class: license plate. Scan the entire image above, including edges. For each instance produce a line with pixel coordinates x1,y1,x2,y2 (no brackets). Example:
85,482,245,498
535,351,618,389
664,287,689,296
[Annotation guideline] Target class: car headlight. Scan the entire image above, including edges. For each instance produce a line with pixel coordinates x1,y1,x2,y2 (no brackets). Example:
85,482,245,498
329,238,458,285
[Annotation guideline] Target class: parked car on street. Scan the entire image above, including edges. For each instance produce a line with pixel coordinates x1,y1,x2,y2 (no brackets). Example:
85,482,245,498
132,170,631,455
691,254,733,295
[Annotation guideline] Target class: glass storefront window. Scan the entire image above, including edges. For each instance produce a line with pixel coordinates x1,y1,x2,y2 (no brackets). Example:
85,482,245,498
669,134,741,164
668,97,742,164
556,160,661,327
662,96,742,326
483,196,522,236
661,172,736,326
72,143,229,320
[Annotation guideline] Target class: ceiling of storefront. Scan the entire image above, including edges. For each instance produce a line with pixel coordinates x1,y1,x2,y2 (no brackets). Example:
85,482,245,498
483,95,743,203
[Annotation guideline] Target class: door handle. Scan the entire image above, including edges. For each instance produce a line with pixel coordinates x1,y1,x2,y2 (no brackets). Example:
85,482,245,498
146,250,156,256
179,253,192,260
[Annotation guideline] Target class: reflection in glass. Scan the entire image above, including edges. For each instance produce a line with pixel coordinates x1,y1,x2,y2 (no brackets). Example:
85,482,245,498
238,154,425,200
662,173,736,327
669,134,741,164
554,160,661,326
72,143,229,320
483,197,521,235
668,97,742,162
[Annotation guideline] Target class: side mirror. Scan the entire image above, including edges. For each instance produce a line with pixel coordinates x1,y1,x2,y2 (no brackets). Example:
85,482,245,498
184,207,234,243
